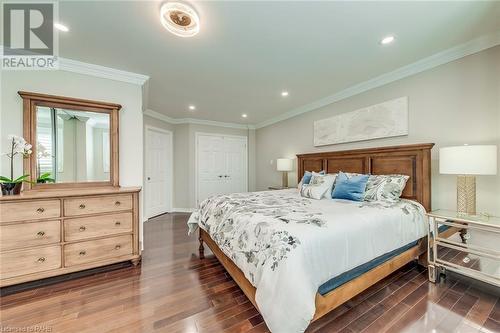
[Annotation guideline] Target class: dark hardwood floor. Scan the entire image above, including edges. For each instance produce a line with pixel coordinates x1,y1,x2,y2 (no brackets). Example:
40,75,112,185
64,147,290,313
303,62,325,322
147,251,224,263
1,213,499,333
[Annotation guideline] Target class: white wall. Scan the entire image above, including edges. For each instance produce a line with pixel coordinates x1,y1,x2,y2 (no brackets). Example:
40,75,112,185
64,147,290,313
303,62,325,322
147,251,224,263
1,70,145,243
256,46,500,216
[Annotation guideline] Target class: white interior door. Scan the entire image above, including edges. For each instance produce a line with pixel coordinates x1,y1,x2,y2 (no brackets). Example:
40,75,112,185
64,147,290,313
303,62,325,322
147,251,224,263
197,134,247,206
145,127,172,218
197,134,226,203
224,137,247,194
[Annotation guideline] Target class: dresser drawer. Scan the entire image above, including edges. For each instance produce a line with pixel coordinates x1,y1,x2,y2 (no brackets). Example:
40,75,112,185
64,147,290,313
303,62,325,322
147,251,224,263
64,212,133,242
0,245,61,280
64,235,132,267
64,195,133,217
0,200,61,223
0,220,61,251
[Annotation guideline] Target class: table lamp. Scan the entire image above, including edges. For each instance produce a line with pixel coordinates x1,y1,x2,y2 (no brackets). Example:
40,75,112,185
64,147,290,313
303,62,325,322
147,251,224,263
277,158,293,188
439,145,497,215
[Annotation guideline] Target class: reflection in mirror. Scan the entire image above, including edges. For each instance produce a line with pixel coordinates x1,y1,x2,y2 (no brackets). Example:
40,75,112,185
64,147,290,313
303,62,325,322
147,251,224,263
36,107,110,183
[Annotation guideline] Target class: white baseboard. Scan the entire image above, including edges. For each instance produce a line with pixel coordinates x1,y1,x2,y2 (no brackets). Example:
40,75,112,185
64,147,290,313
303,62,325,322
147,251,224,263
172,208,196,213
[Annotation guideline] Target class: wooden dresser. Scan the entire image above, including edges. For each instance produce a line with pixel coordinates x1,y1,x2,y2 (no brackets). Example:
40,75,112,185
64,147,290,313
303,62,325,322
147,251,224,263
0,187,141,287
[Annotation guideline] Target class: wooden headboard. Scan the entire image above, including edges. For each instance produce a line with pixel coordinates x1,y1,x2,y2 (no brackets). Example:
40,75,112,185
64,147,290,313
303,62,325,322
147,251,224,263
296,143,434,211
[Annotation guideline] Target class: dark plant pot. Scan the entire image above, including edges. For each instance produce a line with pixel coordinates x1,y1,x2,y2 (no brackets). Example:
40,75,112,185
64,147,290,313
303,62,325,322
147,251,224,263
1,182,22,196
37,179,47,184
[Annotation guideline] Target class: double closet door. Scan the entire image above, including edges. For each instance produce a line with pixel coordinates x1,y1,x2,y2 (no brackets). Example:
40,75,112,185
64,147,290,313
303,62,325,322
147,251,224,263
196,133,248,206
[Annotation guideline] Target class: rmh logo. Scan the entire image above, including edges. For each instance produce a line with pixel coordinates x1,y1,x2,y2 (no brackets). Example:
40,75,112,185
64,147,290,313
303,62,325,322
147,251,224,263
3,3,54,56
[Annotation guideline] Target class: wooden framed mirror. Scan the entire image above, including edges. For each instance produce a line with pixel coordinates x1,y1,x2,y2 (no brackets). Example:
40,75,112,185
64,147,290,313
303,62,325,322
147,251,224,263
19,91,121,190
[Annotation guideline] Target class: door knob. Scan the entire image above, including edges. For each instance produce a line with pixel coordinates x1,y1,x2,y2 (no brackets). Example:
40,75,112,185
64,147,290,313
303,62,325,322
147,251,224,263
147,177,151,180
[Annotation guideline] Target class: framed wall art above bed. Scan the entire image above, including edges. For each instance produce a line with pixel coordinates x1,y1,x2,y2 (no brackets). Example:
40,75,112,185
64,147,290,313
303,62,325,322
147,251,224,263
313,97,409,147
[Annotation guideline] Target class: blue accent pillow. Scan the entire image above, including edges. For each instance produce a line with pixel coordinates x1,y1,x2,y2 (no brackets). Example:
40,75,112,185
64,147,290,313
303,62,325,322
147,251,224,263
300,170,324,185
332,172,369,201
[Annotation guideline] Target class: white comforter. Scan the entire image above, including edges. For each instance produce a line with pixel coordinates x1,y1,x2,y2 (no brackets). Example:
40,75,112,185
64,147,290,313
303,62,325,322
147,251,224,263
187,189,426,333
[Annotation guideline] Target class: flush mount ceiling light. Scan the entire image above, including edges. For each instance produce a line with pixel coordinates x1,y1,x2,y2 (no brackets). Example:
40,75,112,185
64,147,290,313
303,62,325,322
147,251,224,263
160,2,200,38
54,22,69,32
241,114,248,118
281,91,289,97
188,105,196,110
380,35,395,45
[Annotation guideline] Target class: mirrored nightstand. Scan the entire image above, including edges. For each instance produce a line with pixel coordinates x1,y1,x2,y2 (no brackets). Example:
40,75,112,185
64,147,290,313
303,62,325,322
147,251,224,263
427,210,500,287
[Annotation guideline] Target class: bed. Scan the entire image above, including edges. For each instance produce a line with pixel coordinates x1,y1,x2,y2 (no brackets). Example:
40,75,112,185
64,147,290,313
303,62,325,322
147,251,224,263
188,143,450,333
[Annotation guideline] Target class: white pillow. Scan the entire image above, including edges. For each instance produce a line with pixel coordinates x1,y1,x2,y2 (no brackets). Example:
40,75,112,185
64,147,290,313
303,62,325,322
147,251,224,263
320,173,338,198
364,174,409,202
300,173,336,200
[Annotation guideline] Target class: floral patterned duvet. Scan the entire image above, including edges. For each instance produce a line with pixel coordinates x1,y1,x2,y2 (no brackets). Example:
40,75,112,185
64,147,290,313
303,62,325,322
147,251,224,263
187,189,426,333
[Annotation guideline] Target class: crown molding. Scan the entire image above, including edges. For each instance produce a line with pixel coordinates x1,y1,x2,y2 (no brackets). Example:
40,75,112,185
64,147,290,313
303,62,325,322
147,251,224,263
255,32,500,129
144,109,256,130
0,46,149,86
144,109,179,123
58,58,149,85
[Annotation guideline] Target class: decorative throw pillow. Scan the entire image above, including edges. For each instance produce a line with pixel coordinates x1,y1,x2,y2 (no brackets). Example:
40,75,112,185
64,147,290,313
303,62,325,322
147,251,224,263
364,174,409,202
298,170,325,189
331,172,369,201
300,173,336,200
313,172,337,198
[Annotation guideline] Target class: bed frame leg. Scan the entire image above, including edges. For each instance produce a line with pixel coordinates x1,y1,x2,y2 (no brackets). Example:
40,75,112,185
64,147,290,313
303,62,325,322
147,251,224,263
199,231,205,259
417,252,428,267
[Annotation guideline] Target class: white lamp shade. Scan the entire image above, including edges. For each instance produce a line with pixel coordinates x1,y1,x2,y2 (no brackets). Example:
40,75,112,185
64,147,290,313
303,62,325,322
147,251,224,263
277,158,293,171
439,145,497,175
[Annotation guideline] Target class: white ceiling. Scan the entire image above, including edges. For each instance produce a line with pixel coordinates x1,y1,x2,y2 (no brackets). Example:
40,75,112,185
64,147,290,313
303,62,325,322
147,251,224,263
59,1,500,126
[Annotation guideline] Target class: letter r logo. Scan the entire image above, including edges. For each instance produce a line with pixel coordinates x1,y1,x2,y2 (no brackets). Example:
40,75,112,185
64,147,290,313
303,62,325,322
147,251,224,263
3,3,54,56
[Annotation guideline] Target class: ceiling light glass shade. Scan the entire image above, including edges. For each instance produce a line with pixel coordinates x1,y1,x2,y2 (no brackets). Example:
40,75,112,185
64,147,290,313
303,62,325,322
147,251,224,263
277,158,293,171
439,145,497,175
160,2,200,38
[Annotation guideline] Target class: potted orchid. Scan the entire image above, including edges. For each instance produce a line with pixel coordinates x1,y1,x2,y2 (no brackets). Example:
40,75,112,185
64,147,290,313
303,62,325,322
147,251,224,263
0,135,33,195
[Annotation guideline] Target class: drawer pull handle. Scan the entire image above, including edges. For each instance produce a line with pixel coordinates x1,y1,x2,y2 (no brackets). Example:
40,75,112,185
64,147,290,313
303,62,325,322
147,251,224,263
36,207,45,213
79,226,86,232
115,201,121,206
37,257,46,262
79,204,86,209
114,245,121,250
37,231,45,237
79,250,87,256
115,221,121,226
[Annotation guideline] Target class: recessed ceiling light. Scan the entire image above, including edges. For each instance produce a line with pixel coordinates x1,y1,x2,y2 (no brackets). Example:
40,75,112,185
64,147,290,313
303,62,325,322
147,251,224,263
281,91,289,97
241,114,248,118
189,105,196,110
54,23,69,32
160,2,200,38
380,35,395,45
